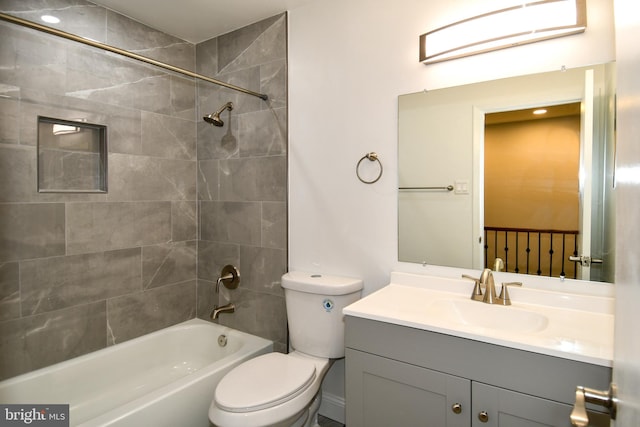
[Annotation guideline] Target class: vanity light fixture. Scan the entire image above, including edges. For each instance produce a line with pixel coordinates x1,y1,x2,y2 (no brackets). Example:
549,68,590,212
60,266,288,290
533,109,548,115
419,0,586,64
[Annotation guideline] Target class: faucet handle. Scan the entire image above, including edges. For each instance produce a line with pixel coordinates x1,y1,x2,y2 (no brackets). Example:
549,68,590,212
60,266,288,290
497,282,522,305
462,274,484,301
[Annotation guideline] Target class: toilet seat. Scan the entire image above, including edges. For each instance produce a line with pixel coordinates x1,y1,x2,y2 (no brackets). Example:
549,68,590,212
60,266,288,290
214,353,316,413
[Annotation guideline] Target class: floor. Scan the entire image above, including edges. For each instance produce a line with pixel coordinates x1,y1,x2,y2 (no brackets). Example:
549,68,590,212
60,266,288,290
318,415,344,427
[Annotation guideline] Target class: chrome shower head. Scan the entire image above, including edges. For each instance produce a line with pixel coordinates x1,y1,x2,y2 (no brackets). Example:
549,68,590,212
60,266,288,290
203,102,233,127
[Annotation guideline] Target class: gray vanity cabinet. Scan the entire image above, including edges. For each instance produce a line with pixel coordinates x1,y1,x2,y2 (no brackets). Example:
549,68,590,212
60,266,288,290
346,348,470,427
345,316,612,427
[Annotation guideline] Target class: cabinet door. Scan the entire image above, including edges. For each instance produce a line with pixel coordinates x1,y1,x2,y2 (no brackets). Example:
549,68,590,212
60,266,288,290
346,348,470,427
471,382,574,427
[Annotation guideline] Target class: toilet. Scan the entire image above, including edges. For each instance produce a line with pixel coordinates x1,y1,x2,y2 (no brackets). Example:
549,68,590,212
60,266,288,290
209,271,363,427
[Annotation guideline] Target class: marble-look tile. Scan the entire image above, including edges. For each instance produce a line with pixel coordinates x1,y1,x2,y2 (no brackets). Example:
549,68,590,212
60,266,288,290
1,0,108,43
65,47,165,112
198,66,263,117
168,75,197,120
18,88,141,153
12,26,68,95
20,248,141,315
238,108,287,157
197,119,239,161
107,153,196,202
197,240,240,282
141,111,196,160
0,96,20,145
262,202,287,249
0,301,107,381
260,59,287,110
0,23,20,88
219,17,287,78
219,156,286,202
105,10,195,72
172,201,197,242
217,288,287,348
0,144,38,203
38,149,103,192
196,279,216,321
200,201,261,245
0,144,107,203
217,14,285,73
66,201,172,254
0,203,65,262
239,246,287,296
106,280,196,345
195,37,218,77
0,262,20,321
142,241,196,289
197,159,220,201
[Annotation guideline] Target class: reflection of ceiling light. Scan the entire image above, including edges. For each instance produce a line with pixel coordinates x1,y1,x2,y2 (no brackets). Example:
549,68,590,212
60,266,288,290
533,109,548,115
420,0,587,64
52,118,87,135
41,15,61,24
52,124,80,135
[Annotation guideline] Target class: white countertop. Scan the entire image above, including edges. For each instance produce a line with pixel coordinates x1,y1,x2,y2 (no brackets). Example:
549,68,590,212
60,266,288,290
343,272,614,367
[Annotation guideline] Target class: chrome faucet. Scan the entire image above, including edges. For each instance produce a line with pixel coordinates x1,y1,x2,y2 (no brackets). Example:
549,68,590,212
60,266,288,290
210,303,235,320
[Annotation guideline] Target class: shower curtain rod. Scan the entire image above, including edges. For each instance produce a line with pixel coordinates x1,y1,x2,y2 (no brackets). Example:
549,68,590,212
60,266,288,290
0,12,269,101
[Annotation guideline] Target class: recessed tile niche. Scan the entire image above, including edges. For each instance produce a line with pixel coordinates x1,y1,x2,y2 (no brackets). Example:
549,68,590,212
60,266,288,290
37,116,108,193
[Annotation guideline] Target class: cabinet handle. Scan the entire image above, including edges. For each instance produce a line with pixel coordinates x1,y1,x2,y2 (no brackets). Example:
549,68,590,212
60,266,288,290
478,411,489,423
451,403,462,414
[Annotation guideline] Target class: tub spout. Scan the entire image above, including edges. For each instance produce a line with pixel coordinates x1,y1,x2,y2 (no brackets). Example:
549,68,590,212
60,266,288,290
210,303,235,320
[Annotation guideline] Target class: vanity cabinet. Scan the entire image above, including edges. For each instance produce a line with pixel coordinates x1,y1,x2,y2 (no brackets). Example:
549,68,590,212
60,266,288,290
345,316,611,427
346,348,470,427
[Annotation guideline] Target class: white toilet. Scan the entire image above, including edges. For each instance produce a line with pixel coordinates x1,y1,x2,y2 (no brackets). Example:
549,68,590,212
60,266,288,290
209,271,363,427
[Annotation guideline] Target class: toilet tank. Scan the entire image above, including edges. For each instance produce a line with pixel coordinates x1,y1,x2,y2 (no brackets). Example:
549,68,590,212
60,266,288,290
281,271,363,359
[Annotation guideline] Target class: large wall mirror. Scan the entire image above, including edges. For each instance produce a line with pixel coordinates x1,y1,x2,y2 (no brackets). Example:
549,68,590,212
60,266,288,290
398,63,616,283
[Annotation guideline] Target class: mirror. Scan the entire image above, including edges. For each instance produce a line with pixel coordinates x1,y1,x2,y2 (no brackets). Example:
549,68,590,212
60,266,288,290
398,63,616,283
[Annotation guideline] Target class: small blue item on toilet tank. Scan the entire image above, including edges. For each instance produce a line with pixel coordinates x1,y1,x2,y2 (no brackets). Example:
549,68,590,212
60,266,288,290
322,299,334,312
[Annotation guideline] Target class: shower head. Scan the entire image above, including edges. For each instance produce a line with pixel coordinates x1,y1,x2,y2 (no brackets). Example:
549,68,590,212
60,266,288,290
203,102,233,127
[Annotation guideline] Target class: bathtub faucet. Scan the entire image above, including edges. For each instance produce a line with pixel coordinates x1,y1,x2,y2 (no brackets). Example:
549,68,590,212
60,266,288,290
211,303,235,320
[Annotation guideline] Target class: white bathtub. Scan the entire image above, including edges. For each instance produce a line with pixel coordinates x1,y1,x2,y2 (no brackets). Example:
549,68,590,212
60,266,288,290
0,318,273,427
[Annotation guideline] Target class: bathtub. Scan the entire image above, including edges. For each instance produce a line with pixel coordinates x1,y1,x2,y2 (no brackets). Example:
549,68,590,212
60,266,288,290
0,318,273,427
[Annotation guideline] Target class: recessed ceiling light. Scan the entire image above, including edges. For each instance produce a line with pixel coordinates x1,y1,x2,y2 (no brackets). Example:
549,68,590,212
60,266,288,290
533,109,548,115
41,15,61,24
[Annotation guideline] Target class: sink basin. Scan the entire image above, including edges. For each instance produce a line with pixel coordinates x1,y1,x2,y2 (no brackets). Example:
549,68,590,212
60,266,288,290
343,272,615,366
428,298,549,333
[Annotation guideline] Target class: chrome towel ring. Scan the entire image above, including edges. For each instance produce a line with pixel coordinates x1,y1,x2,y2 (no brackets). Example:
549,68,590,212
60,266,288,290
356,152,383,184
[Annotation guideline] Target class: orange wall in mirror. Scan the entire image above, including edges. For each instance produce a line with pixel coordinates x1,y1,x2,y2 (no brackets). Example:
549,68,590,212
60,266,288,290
484,115,580,231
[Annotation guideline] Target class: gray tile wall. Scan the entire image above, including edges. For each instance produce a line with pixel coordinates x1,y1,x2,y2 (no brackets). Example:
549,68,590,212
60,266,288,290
0,0,198,380
0,0,288,380
195,13,289,353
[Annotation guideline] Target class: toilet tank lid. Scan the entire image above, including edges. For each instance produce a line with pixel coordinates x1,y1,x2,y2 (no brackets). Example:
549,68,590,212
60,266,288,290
282,271,363,295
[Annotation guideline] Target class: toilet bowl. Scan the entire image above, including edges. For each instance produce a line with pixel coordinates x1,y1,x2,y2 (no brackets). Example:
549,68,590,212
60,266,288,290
209,271,363,427
209,352,330,427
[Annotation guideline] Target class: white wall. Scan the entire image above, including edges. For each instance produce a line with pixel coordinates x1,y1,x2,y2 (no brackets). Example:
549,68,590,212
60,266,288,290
288,0,614,293
287,0,615,421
